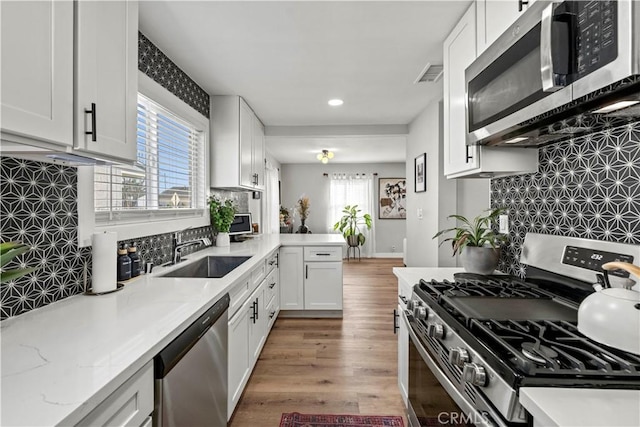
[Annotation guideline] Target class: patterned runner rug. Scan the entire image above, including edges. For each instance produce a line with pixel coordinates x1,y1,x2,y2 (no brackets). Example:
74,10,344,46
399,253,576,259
279,412,404,427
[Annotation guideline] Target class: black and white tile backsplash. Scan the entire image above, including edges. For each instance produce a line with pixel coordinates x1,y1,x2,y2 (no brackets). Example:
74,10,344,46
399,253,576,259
492,121,640,277
1,158,92,320
138,32,210,118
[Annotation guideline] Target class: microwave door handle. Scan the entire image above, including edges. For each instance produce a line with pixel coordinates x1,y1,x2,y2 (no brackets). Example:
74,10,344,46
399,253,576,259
541,4,562,92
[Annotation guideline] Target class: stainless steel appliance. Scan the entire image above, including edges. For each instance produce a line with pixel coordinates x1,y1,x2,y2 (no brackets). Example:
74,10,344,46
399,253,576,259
154,293,230,427
466,0,640,148
404,234,640,427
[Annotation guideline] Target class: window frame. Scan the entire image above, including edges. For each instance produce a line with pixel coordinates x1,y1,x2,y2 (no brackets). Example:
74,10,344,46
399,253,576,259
78,72,210,246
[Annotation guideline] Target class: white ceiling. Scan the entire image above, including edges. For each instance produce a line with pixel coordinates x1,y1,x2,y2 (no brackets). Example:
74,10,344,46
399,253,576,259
139,1,471,163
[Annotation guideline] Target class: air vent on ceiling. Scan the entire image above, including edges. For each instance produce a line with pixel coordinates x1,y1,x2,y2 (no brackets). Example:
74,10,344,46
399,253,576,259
414,62,444,84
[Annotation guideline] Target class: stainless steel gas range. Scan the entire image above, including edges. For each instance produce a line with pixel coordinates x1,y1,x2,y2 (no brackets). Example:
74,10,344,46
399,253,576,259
403,233,640,427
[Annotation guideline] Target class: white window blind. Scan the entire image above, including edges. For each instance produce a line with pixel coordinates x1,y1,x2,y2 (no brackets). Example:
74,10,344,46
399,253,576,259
95,94,206,222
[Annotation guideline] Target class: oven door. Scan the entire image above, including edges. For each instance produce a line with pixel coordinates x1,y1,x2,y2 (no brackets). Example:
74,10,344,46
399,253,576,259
466,1,573,146
404,312,502,427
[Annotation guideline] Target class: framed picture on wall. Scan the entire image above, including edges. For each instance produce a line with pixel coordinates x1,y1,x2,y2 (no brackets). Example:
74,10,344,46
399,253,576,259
378,178,406,219
415,153,426,193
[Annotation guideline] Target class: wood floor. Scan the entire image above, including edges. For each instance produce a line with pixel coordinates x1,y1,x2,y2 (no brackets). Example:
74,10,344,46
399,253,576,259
228,258,406,427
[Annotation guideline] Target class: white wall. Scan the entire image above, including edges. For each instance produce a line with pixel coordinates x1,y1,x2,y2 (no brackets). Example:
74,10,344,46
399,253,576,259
280,162,406,255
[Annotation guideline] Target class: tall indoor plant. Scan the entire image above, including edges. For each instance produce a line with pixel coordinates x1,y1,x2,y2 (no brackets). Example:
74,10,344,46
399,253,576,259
333,205,373,247
432,208,506,274
208,196,237,246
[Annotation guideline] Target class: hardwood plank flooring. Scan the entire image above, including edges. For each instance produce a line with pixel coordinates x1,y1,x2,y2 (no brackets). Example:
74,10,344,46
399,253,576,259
228,258,406,427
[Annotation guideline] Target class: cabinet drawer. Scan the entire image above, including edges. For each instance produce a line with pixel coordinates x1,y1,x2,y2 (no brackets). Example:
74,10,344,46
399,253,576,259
265,251,278,273
77,361,153,427
229,276,251,317
251,262,266,289
265,295,278,332
303,246,342,262
264,268,278,307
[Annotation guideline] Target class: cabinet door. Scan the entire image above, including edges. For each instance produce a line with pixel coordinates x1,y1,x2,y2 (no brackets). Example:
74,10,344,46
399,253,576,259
75,0,137,162
477,0,535,55
252,118,265,189
279,247,304,310
397,304,409,406
248,286,266,365
239,99,254,187
304,262,343,310
0,0,73,145
228,299,250,419
443,3,478,177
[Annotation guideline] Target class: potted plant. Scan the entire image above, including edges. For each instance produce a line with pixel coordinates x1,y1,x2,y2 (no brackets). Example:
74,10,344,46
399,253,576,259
208,196,237,246
333,205,373,247
295,196,311,233
432,208,506,275
1,242,37,283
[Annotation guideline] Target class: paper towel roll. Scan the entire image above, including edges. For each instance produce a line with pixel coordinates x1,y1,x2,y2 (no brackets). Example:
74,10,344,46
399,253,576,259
92,232,117,293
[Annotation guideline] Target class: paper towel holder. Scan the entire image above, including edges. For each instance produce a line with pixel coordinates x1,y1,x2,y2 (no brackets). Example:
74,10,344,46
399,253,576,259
83,262,125,296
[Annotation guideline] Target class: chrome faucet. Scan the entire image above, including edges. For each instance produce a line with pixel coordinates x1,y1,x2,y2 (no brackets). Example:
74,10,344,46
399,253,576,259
171,227,212,265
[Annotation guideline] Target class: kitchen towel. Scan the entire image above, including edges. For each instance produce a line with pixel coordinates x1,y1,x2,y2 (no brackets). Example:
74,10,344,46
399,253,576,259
91,232,118,293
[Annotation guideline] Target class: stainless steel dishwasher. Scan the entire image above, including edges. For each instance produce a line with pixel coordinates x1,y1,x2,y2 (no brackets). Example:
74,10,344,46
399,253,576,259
154,293,229,427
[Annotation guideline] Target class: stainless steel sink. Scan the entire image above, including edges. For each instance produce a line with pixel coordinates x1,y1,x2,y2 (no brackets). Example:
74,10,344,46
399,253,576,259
160,256,251,278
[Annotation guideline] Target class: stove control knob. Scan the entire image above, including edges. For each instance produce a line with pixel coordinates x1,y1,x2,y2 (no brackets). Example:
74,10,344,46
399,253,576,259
413,306,428,320
406,300,418,311
448,347,470,367
462,363,488,387
427,323,445,339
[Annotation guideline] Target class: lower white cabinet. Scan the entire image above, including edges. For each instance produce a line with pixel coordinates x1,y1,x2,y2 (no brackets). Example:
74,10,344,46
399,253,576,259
397,303,409,406
76,361,153,427
279,247,304,309
228,295,252,418
304,261,343,310
248,280,268,363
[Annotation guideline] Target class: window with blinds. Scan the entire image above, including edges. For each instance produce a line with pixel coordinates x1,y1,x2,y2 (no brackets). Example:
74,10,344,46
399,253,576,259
95,94,206,222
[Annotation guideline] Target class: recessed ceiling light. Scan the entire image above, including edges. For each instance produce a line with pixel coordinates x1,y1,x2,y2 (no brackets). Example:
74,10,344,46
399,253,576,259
504,136,529,144
328,99,344,107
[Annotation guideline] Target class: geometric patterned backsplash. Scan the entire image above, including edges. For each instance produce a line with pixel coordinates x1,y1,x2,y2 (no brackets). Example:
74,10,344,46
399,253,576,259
491,121,640,277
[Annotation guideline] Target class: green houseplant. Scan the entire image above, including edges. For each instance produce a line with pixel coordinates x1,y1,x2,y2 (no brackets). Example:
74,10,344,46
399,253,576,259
208,196,237,246
1,242,37,283
432,208,506,274
333,205,373,247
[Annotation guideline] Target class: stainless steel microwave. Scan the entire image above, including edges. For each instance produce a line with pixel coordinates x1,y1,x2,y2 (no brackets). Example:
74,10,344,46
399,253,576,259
466,0,640,147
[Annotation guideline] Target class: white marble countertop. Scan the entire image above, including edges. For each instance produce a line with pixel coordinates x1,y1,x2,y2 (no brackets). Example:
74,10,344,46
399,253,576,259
0,234,344,427
520,388,640,427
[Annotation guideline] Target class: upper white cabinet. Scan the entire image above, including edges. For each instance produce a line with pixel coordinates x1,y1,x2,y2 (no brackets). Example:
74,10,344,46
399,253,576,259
0,0,138,165
443,2,537,179
1,1,74,146
211,96,265,191
476,0,536,55
74,0,138,162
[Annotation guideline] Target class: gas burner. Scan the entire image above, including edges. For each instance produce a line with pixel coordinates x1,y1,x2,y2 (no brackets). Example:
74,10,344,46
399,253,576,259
521,342,558,365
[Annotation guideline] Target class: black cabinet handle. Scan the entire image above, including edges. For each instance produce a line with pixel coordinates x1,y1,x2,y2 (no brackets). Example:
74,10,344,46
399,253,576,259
518,0,528,12
85,103,97,142
305,265,309,279
316,253,331,256
399,295,408,304
393,309,399,334
269,282,276,289
250,301,256,323
255,298,259,320
275,253,278,267
269,311,276,319
465,145,473,163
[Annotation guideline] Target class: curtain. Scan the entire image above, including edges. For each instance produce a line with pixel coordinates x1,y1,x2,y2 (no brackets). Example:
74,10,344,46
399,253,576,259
264,161,280,234
329,173,376,257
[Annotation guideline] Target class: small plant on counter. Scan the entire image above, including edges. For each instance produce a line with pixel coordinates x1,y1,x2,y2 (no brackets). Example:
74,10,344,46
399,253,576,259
333,205,372,247
1,242,37,283
295,195,310,222
208,196,237,233
432,208,506,255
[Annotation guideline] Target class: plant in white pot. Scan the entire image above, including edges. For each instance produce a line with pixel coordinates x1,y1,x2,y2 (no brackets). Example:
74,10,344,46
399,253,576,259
208,196,237,247
433,208,506,275
333,205,373,247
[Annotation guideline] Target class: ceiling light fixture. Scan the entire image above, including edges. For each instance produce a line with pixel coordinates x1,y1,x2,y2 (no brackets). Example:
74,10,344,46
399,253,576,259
592,100,640,114
328,99,344,106
316,149,334,164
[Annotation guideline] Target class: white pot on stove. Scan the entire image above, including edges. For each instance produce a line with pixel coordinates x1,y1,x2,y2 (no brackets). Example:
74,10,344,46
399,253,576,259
577,262,640,355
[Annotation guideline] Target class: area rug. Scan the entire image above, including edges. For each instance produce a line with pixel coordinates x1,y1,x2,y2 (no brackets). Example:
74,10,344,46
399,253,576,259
279,412,404,427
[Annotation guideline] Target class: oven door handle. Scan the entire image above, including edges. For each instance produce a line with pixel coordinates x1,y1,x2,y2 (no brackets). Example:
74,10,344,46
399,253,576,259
405,313,505,427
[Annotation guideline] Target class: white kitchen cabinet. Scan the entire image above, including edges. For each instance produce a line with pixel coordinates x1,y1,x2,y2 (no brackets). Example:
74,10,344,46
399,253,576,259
397,303,408,406
248,279,268,364
476,0,536,55
279,247,305,310
211,96,265,190
76,361,153,427
1,1,74,146
74,0,138,163
304,261,343,310
228,294,251,419
443,2,538,179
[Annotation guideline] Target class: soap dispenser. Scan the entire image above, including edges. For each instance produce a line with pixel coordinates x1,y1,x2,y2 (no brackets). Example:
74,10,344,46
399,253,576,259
117,244,132,282
127,241,141,277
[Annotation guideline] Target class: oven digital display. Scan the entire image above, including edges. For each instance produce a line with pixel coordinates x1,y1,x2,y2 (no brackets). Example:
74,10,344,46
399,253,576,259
562,246,633,277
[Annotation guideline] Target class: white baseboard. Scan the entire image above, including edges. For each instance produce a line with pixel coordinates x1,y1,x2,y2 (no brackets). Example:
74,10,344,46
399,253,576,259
373,252,404,258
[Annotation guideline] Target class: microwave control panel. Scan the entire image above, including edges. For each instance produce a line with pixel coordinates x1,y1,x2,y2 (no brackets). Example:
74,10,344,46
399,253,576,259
575,0,618,77
562,245,633,278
